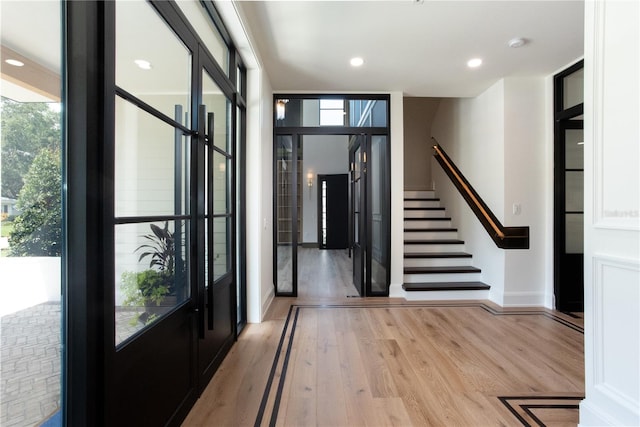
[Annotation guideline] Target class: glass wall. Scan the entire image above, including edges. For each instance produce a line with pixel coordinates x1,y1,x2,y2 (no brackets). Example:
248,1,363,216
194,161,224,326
0,1,63,425
114,0,192,346
275,97,388,128
275,135,296,295
273,95,390,297
370,135,388,294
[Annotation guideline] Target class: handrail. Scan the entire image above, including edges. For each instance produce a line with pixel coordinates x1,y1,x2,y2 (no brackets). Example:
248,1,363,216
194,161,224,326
432,138,529,249
433,144,505,239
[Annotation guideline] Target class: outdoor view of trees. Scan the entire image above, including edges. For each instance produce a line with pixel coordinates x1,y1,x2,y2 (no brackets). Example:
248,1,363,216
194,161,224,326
0,97,61,256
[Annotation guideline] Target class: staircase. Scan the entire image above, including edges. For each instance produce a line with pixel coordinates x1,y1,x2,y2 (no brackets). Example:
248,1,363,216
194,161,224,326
403,190,490,301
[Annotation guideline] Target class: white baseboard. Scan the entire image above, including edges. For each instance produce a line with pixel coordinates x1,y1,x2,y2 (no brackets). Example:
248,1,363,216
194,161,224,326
500,291,545,307
260,286,275,322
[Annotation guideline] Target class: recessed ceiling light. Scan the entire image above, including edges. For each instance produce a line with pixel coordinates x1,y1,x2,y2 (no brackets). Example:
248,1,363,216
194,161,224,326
134,59,152,70
350,57,364,67
5,59,24,67
467,58,482,68
508,38,527,48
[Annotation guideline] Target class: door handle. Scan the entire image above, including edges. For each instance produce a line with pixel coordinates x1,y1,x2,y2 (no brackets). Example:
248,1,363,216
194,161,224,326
207,111,215,332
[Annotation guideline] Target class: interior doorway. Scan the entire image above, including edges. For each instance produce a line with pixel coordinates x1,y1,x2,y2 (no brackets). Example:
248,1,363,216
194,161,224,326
554,60,584,312
273,95,390,298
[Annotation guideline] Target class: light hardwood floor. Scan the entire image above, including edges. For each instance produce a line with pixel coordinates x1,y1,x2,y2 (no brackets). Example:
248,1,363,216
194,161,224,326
183,251,584,427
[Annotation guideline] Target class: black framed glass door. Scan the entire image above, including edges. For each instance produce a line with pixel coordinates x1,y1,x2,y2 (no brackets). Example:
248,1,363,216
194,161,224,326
554,60,584,312
350,136,365,296
273,96,391,298
555,120,584,311
275,134,299,296
197,53,235,387
110,1,197,424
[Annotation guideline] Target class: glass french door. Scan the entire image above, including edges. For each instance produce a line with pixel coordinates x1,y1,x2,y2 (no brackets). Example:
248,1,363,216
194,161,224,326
349,133,390,297
105,1,242,424
554,60,584,312
198,54,235,387
555,120,584,311
350,136,365,296
275,134,299,296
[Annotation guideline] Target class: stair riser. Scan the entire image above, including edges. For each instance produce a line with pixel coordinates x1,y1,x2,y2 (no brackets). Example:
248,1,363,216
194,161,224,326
404,258,472,268
405,231,458,240
404,200,440,208
404,190,435,199
405,243,466,252
404,220,452,229
403,290,490,301
404,210,446,218
403,272,483,283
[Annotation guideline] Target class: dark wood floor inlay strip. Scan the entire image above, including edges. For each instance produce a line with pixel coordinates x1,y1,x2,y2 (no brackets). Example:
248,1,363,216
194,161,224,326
256,303,584,426
499,396,584,427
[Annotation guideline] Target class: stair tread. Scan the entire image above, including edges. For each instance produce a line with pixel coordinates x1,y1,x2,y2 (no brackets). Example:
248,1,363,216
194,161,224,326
404,266,481,274
404,207,445,211
402,281,491,291
404,198,439,201
404,252,472,259
404,228,457,232
404,239,464,244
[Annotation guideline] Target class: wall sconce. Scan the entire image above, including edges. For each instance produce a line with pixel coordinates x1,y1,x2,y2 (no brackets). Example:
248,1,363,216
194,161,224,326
307,172,313,187
276,99,288,120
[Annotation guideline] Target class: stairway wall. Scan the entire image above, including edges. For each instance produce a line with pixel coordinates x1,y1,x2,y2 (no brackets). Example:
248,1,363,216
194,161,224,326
430,77,550,307
403,98,440,190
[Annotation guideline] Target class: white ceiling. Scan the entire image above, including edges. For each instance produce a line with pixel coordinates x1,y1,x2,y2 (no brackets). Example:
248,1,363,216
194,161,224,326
237,0,585,97
0,1,585,100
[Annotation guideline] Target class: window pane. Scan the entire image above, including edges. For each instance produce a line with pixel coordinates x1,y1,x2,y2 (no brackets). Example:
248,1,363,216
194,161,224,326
115,97,190,217
320,109,345,126
213,217,230,280
116,0,191,119
565,213,584,254
276,135,294,293
176,0,229,75
349,99,388,127
115,220,189,346
213,151,229,215
565,129,584,170
565,171,584,212
320,99,344,109
563,67,584,110
0,1,63,425
203,70,232,153
370,136,388,293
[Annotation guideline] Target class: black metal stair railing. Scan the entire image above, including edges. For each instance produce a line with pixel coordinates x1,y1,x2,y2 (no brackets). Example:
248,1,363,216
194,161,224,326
432,138,529,249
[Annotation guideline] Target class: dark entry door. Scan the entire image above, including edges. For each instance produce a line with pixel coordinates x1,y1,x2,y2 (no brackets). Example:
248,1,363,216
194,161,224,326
350,136,365,296
555,120,584,311
318,174,349,249
197,51,236,389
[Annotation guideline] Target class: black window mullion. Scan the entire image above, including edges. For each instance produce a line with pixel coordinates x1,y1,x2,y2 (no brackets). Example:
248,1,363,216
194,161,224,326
115,89,193,135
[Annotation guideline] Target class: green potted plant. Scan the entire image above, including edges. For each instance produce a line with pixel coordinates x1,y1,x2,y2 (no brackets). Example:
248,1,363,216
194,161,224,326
121,221,183,325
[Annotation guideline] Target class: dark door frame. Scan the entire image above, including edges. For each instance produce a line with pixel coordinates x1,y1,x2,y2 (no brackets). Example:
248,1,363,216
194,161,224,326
317,174,349,250
64,1,247,425
272,95,391,298
553,60,584,312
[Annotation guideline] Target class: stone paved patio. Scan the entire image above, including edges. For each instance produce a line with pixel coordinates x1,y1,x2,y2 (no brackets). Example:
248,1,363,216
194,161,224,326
1,303,61,427
1,303,145,426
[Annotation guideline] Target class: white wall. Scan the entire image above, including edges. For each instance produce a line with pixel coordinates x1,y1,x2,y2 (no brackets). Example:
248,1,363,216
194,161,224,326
245,67,274,323
389,91,405,295
403,97,440,190
0,257,61,316
430,77,551,307
430,81,507,304
502,78,547,306
580,0,640,425
220,0,275,323
301,135,349,244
